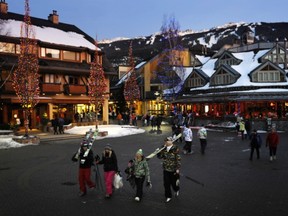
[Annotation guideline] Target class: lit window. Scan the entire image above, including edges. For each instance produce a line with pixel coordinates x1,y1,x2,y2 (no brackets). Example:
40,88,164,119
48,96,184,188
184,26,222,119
63,50,80,61
40,47,60,58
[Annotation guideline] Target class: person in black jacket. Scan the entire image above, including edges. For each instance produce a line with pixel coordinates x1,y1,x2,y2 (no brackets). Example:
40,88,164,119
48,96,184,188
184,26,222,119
72,141,95,197
96,144,118,198
249,129,262,160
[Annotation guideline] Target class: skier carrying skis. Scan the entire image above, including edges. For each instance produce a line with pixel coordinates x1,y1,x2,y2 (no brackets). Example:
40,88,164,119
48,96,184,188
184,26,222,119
157,136,181,203
72,140,95,197
96,144,118,199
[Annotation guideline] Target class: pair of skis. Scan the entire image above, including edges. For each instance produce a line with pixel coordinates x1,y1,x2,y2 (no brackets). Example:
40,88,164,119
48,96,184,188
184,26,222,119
72,128,97,161
145,133,205,187
145,133,182,160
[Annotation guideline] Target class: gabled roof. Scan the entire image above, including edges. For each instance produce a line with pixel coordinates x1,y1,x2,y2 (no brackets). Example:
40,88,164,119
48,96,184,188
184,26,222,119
248,60,286,81
258,44,286,63
214,51,242,68
192,68,210,81
209,64,241,86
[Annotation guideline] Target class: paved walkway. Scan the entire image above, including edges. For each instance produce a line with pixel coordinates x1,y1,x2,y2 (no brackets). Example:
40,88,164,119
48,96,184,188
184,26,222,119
0,125,287,216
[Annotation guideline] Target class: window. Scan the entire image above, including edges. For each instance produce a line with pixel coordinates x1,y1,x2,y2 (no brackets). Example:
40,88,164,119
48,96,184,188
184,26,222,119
0,42,20,54
44,74,61,83
41,48,60,59
187,73,204,87
211,70,233,85
254,71,280,82
63,50,80,61
264,49,285,63
68,76,78,85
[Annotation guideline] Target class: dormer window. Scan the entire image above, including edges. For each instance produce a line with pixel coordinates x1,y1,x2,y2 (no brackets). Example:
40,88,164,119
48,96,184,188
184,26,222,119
250,61,286,83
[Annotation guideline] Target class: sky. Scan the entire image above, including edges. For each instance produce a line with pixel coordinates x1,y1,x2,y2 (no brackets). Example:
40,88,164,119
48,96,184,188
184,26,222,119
6,0,288,41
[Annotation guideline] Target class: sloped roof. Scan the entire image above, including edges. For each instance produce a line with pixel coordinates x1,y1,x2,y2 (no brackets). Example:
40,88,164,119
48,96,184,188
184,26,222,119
0,12,96,50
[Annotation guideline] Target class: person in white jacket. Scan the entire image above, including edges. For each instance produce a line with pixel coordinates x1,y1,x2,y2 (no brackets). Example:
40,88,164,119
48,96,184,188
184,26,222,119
197,124,207,154
182,124,193,154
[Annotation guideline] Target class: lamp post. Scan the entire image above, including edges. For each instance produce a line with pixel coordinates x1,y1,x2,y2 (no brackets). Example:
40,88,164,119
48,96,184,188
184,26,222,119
154,91,162,114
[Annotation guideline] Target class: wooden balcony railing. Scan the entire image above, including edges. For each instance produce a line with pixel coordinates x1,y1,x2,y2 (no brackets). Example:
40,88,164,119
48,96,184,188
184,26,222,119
64,84,87,95
41,83,62,94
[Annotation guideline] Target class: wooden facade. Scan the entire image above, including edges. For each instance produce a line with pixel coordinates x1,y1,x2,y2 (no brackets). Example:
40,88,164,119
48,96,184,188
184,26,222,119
0,1,116,129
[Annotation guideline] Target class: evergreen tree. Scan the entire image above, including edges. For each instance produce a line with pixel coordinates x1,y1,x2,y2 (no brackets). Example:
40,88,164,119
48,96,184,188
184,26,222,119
123,42,140,124
88,39,107,129
12,0,39,137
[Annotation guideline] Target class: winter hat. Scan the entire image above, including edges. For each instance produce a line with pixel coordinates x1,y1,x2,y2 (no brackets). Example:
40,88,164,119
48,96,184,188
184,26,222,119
136,149,143,156
81,140,88,147
165,136,173,141
105,143,112,150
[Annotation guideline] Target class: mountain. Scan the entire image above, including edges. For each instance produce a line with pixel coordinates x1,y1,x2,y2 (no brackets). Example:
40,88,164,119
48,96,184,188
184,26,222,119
98,22,288,69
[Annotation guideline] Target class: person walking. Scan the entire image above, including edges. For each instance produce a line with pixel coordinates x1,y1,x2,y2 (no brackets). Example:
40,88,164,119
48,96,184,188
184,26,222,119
197,124,207,154
128,149,151,202
266,128,280,162
239,120,245,140
157,137,181,203
182,124,193,154
58,116,65,134
72,141,95,197
249,129,262,160
52,116,59,135
96,144,118,199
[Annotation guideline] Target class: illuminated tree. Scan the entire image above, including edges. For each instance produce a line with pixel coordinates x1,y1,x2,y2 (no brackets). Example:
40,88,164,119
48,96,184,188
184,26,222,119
88,39,107,129
156,15,185,101
123,42,140,125
12,0,40,137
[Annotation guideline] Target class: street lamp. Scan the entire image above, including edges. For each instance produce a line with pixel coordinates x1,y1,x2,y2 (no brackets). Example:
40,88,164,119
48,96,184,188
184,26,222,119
154,91,162,113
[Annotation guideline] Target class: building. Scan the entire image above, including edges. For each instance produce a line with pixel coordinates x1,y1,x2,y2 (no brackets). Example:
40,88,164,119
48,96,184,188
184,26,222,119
174,40,288,130
117,47,198,116
0,0,116,129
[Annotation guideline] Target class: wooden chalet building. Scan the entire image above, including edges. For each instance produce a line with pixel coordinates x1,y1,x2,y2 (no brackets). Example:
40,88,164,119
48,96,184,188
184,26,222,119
0,1,116,129
174,40,288,130
118,38,288,130
117,48,198,116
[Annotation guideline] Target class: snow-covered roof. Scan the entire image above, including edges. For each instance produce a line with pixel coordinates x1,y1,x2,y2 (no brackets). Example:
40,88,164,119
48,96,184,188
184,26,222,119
0,17,98,50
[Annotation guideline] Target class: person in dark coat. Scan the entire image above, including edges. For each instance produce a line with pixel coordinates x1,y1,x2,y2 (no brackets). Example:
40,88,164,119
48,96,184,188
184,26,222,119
249,129,262,160
245,120,251,139
58,117,65,134
72,141,95,197
52,116,59,135
96,144,118,198
157,137,181,203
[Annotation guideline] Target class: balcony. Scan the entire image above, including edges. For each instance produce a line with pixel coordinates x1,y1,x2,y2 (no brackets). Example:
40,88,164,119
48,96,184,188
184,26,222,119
41,83,62,94
64,84,87,95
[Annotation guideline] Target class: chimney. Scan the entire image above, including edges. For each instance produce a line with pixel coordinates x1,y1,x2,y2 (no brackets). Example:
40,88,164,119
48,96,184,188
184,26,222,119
48,10,59,24
0,0,8,14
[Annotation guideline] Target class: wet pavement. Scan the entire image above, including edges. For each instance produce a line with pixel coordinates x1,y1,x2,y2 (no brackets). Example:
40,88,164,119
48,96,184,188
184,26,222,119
0,125,287,216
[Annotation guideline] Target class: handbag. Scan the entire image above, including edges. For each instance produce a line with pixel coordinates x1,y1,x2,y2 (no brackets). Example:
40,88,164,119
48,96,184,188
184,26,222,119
113,172,123,189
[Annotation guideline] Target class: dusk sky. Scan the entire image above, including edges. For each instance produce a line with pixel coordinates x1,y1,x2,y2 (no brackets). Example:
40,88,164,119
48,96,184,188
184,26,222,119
8,0,288,41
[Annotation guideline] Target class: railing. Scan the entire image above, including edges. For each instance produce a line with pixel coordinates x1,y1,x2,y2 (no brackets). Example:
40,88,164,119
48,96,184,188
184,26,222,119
64,84,87,95
41,83,62,94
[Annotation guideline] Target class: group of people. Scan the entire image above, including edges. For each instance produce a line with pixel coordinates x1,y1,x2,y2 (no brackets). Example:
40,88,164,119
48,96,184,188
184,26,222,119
172,123,208,155
249,127,280,162
51,116,65,135
72,135,182,203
